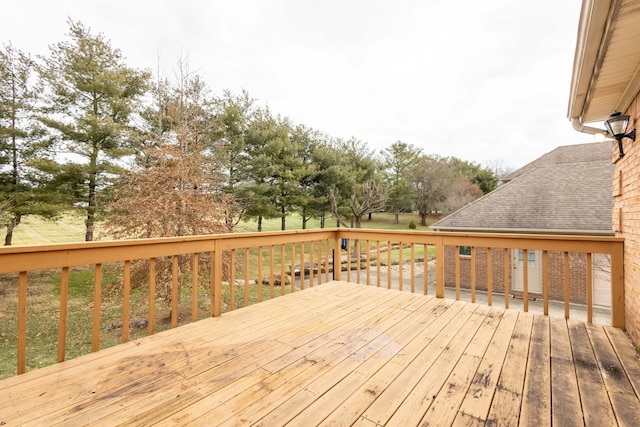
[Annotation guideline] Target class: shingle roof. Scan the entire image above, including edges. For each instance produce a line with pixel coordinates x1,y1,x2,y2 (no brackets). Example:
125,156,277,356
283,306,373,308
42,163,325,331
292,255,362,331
502,142,611,182
432,142,613,234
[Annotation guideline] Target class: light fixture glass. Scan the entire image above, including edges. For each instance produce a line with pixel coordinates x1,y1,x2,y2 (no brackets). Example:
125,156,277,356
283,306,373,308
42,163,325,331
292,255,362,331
604,111,636,157
605,112,630,138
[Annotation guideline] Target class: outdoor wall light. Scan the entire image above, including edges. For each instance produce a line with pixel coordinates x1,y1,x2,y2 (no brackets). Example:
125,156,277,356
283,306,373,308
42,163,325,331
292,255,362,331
605,111,636,157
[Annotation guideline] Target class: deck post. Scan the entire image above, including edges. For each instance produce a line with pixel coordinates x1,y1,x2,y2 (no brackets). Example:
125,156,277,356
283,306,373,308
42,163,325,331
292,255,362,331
435,235,445,298
610,241,625,328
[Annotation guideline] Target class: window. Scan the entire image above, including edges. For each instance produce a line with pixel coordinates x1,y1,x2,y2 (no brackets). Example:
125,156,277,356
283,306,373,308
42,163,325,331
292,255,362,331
459,246,471,256
518,249,536,268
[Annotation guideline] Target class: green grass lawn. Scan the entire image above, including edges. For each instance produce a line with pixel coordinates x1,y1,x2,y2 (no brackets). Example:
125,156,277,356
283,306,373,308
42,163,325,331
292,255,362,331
11,211,439,245
11,211,89,245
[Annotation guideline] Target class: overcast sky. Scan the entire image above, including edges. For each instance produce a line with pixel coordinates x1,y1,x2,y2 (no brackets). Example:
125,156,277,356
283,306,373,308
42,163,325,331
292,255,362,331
2,0,597,169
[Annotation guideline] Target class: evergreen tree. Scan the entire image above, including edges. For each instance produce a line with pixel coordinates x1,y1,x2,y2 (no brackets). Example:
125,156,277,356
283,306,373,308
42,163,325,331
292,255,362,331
447,156,499,194
38,20,150,241
381,141,422,223
328,138,385,228
0,43,65,245
214,89,255,228
243,110,303,231
291,124,321,229
242,108,282,231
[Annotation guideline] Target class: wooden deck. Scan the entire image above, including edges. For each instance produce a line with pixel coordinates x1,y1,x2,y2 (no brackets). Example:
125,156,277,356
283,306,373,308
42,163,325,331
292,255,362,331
1,281,639,426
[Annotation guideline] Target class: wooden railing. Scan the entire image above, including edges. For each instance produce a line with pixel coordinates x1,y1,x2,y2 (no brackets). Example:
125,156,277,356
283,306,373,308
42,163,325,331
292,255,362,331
0,228,624,377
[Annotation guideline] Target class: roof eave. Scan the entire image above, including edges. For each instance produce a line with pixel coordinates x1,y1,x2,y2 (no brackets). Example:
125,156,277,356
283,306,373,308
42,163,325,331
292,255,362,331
430,226,615,237
568,0,613,128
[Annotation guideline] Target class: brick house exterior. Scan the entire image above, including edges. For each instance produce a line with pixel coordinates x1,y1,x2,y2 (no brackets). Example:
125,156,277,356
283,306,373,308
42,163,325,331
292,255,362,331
568,1,640,348
433,142,613,306
442,247,593,304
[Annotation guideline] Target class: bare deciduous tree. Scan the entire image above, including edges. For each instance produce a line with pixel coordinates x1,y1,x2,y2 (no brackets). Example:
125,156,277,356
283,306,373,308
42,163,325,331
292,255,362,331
329,180,388,228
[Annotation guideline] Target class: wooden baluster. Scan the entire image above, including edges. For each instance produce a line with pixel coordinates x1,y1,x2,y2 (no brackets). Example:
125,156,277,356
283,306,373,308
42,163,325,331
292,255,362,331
423,244,428,295
411,243,415,294
300,242,305,289
398,242,403,291
376,240,381,287
213,244,222,317
356,239,361,284
258,247,263,302
290,243,296,292
171,256,179,326
269,246,275,299
58,267,69,362
542,251,549,316
455,246,461,300
192,254,199,321
280,244,286,295
317,240,322,287
230,250,236,309
244,249,250,306
92,264,102,351
523,249,529,312
333,237,341,281
123,260,131,342
504,248,510,309
325,240,330,283
487,249,493,306
346,240,351,283
150,258,157,331
366,240,371,286
387,241,392,289
18,271,27,374
564,251,570,319
471,247,476,303
586,253,593,323
435,236,445,298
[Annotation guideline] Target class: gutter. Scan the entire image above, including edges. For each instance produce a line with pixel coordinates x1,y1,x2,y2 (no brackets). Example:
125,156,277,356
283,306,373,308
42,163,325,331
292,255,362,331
568,0,616,136
571,117,607,136
430,226,615,237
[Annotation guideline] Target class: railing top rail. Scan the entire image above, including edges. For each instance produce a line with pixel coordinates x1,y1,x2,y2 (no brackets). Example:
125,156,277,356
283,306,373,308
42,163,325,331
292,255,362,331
0,228,342,254
336,228,623,243
0,229,340,274
0,227,623,274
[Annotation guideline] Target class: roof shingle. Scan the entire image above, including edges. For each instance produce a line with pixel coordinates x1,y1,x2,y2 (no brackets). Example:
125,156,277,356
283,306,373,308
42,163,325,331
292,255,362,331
432,142,613,234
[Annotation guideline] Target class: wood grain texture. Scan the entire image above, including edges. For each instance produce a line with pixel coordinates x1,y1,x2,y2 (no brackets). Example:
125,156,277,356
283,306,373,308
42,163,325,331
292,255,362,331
1,281,638,426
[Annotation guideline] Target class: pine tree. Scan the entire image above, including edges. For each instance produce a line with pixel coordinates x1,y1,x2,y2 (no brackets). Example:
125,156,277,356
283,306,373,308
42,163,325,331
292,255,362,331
0,42,63,245
38,20,150,241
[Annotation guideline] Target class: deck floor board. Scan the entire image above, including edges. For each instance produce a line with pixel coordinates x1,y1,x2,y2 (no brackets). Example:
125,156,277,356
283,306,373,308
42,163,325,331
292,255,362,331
1,280,639,426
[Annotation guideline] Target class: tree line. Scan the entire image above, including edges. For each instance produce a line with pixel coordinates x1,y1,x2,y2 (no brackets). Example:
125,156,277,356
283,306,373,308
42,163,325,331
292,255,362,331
0,20,501,246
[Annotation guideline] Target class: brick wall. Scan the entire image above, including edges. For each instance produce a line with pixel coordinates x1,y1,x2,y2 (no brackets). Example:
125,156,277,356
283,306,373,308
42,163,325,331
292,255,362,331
444,247,509,293
615,97,640,348
444,247,590,304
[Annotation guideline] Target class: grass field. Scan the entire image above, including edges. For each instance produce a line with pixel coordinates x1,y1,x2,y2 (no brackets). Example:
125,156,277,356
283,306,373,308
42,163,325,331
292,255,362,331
10,211,89,245
11,211,438,245
1,210,439,379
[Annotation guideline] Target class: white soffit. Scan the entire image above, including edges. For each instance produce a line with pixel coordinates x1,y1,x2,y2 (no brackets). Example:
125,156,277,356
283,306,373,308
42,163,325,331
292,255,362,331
570,0,640,124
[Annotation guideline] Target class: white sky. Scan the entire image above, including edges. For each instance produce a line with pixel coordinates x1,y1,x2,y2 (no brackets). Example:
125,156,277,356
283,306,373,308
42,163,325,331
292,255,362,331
1,0,597,169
